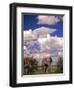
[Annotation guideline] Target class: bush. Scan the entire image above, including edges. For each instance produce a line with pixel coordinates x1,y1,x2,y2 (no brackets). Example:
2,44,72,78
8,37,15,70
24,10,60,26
56,56,63,73
24,57,38,75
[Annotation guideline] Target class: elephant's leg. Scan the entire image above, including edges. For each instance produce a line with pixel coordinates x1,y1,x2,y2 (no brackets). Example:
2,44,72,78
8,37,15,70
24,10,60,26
45,64,48,72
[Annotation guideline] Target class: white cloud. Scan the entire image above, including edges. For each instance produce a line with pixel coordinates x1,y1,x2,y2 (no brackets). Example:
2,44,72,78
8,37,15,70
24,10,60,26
50,37,63,48
37,15,60,25
33,27,56,38
23,33,63,55
24,27,56,41
23,35,63,65
23,29,37,41
37,36,63,56
23,27,63,60
23,46,30,57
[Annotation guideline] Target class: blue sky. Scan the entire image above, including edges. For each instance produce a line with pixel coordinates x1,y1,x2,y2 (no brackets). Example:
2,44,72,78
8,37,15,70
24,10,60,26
22,14,63,37
23,14,63,63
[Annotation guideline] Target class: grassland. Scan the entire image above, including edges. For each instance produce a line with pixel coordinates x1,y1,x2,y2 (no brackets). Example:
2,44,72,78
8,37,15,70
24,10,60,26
24,65,63,75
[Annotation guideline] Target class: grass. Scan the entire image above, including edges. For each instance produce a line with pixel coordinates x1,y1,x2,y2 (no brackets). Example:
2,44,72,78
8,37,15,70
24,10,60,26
24,65,63,75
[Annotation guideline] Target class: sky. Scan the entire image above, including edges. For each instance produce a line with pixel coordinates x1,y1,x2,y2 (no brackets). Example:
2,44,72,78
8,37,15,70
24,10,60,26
23,14,63,64
23,14,63,37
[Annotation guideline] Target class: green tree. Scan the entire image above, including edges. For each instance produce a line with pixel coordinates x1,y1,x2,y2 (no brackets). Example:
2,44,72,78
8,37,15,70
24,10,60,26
24,57,38,75
56,56,63,73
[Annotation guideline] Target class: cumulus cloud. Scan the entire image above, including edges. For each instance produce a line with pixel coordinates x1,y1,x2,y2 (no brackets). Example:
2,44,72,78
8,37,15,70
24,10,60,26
37,15,62,25
24,27,56,41
23,31,63,56
50,37,63,48
37,36,63,56
33,27,56,38
23,35,63,65
24,40,41,53
23,27,63,60
23,29,37,41
23,46,30,57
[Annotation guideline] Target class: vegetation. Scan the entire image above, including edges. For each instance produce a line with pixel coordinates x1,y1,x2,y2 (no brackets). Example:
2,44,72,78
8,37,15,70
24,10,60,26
56,56,63,73
24,57,38,75
23,56,63,75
